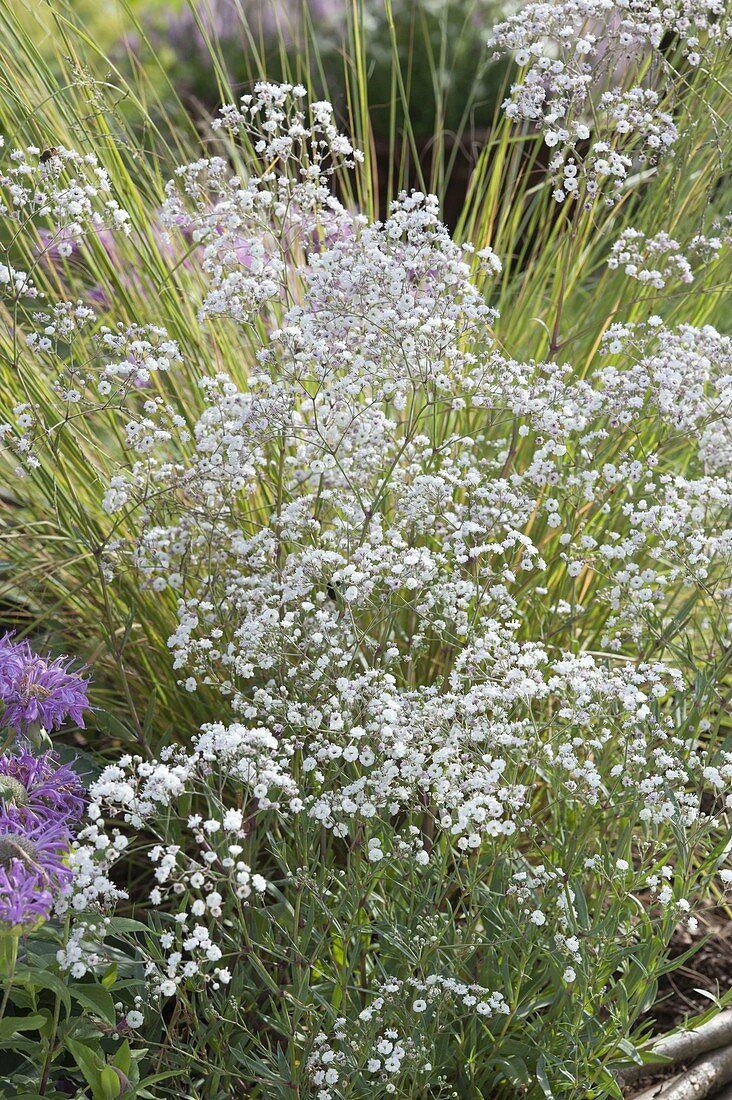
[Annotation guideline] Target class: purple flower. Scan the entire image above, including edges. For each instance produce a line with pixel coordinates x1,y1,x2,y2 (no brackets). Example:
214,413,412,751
158,0,344,60
0,864,54,931
37,219,187,312
0,807,73,931
0,634,90,735
0,750,85,824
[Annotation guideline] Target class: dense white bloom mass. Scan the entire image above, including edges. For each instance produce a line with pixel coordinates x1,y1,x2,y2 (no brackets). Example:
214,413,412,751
608,228,695,287
488,0,728,201
3,71,730,1095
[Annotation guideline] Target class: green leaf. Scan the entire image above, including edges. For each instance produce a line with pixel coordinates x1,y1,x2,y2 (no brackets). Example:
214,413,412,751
100,1065,123,1100
103,917,149,935
111,1038,132,1077
0,1014,46,1040
536,1054,555,1098
65,1037,104,1095
331,935,345,966
694,987,722,1005
0,931,19,977
14,964,71,1015
497,1055,530,1085
101,964,119,989
276,1046,292,1087
94,710,138,745
71,983,117,1026
126,1069,181,1098
616,1037,641,1060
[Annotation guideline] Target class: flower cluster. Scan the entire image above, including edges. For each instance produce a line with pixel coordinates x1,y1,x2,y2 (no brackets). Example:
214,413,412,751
67,627,708,874
0,748,87,931
607,224,730,288
0,636,90,932
0,807,75,931
79,82,730,930
0,749,85,822
487,0,729,202
0,143,130,271
57,744,267,995
211,81,362,172
608,227,695,287
0,633,90,738
307,973,508,1098
161,82,363,328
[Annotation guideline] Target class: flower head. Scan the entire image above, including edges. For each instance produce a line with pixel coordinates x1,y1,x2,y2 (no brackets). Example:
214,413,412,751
0,750,85,824
0,806,73,930
0,862,54,931
0,634,90,736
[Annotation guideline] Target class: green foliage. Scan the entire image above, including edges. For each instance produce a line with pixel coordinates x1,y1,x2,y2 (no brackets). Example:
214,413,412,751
0,926,158,1099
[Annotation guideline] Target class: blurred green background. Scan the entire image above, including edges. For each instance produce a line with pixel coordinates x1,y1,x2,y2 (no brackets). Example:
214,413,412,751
12,0,511,226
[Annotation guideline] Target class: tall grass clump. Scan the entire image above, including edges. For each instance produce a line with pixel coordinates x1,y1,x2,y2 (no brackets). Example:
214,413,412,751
0,1,731,1097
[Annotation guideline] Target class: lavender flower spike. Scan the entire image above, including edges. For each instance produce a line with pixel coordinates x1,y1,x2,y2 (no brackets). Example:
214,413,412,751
0,806,73,931
0,750,86,824
0,633,90,737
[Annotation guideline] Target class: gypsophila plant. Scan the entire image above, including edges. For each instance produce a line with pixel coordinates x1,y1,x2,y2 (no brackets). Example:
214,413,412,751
0,0,731,1096
486,0,725,204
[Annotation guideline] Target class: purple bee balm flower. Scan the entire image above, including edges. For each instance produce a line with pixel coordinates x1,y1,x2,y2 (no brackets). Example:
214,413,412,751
0,634,90,736
0,863,54,931
0,807,73,931
0,750,85,824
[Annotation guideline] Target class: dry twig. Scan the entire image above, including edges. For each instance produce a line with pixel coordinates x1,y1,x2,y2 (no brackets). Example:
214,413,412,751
620,1012,732,1087
631,1043,732,1100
